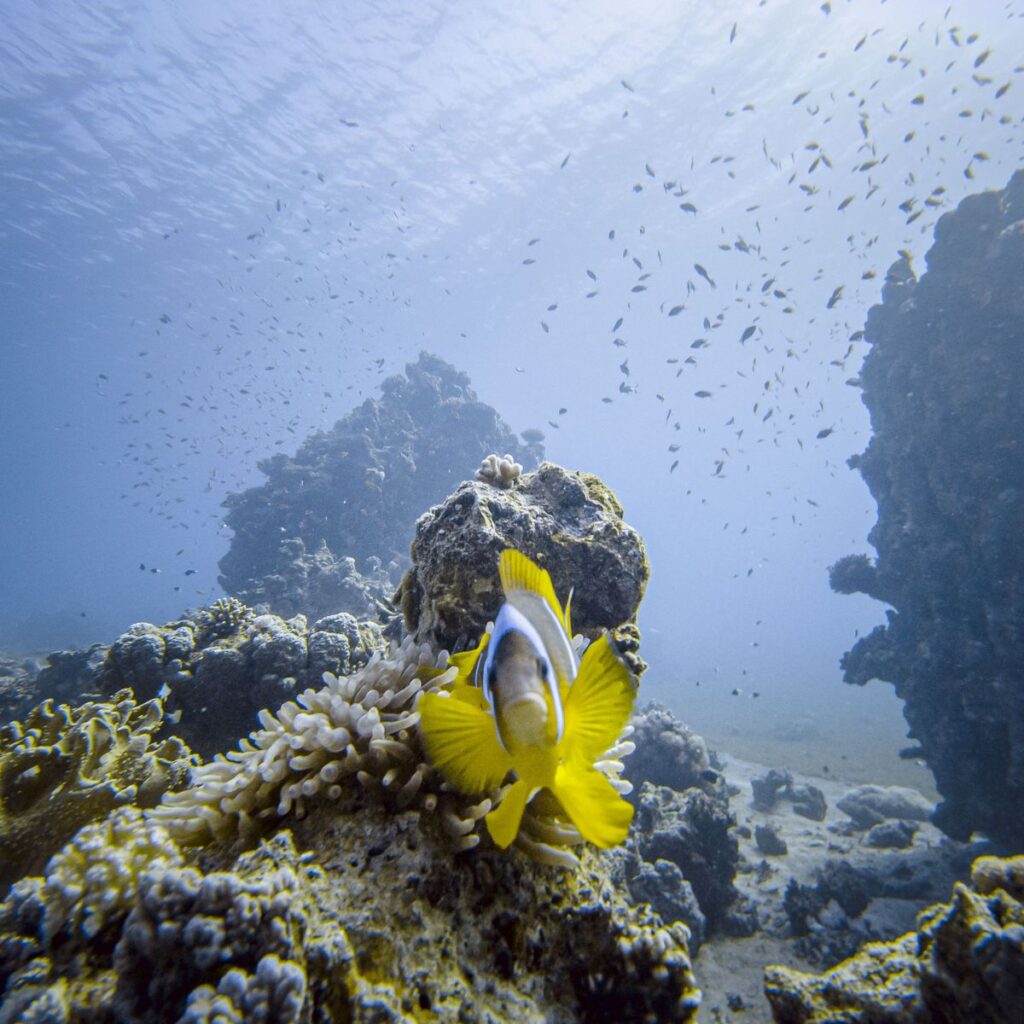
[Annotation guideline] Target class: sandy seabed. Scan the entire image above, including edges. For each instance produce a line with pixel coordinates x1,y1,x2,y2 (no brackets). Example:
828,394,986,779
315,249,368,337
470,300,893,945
689,689,948,1023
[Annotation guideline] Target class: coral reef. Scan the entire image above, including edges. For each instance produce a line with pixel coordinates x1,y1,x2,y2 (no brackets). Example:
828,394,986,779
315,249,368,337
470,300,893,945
0,797,701,1023
148,632,635,869
829,171,1024,847
147,635,465,846
765,854,1024,1024
0,690,195,889
238,539,396,624
217,352,539,620
98,606,385,759
397,461,649,653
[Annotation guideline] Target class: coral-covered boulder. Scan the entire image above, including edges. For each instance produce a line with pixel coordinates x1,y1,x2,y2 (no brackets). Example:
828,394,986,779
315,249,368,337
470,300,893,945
397,461,649,652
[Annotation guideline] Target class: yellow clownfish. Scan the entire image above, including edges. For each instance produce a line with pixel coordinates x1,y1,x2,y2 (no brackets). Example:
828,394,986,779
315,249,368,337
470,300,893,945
417,549,636,850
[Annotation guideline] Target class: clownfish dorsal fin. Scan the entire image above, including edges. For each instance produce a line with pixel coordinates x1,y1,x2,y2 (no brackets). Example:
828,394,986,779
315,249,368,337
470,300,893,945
498,549,578,685
499,549,569,633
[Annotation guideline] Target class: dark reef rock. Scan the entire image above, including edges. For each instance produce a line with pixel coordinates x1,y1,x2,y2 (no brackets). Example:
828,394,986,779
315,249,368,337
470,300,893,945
755,824,789,856
632,782,747,935
789,784,827,823
864,819,919,850
218,352,539,621
98,603,386,758
397,461,649,653
751,768,793,812
829,171,1024,848
750,768,827,821
626,857,707,952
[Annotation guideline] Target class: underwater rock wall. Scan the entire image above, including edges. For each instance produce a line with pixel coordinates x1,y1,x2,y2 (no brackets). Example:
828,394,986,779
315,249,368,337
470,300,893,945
217,352,540,621
830,171,1024,848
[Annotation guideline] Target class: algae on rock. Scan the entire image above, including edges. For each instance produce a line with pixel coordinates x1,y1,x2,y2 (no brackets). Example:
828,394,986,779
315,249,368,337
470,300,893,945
764,854,1024,1024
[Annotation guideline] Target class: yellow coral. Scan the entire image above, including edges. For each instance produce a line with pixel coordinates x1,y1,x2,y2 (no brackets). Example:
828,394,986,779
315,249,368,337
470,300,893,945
0,690,195,886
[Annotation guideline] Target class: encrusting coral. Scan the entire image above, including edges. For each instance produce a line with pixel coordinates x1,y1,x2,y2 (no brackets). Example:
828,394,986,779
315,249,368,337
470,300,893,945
0,821,314,1024
764,854,1024,1023
0,689,196,888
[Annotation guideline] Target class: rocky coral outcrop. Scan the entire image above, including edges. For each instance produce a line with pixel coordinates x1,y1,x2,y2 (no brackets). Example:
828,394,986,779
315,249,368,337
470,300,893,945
829,171,1024,848
836,784,934,830
623,701,715,794
218,352,540,620
397,461,649,654
765,854,1024,1024
97,603,385,759
751,768,828,822
0,691,195,889
631,782,750,936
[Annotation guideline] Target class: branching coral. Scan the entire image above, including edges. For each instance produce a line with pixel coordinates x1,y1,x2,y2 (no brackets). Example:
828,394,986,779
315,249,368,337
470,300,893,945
0,690,196,887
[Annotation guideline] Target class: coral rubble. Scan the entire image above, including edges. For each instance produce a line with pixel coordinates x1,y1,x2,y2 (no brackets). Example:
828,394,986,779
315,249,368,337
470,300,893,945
217,352,539,620
765,854,1024,1024
829,171,1024,848
397,461,649,653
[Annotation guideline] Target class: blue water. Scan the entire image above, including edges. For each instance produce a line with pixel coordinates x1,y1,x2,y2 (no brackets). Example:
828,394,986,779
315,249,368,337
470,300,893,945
1,0,1021,766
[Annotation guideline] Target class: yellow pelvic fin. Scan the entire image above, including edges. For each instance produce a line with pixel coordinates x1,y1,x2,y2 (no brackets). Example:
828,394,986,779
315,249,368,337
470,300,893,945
562,634,636,764
499,549,570,634
418,692,512,794
486,778,532,849
552,762,634,849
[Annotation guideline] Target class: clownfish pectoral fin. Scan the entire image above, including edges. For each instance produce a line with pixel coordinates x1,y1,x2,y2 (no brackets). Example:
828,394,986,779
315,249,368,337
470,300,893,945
499,549,570,634
418,691,513,794
562,634,636,764
447,633,490,686
485,777,532,849
552,761,634,849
